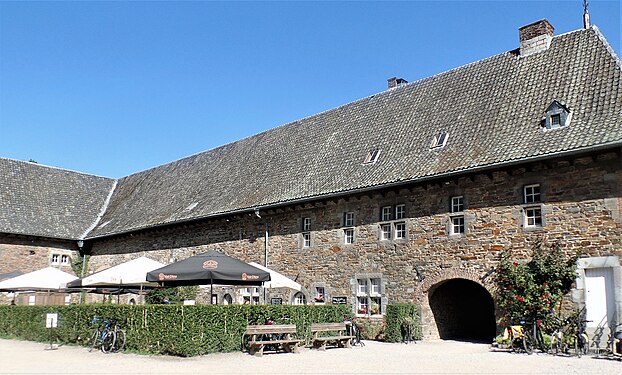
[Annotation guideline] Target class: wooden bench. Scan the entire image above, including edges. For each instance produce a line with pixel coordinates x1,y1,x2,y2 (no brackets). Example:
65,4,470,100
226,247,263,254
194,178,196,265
310,322,355,351
244,324,303,357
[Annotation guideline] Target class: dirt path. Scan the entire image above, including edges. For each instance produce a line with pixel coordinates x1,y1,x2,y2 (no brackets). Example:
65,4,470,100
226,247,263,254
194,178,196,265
0,338,620,374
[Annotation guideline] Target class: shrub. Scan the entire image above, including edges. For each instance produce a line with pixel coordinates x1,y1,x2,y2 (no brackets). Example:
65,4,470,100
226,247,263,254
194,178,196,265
494,240,578,328
384,304,422,342
0,304,351,356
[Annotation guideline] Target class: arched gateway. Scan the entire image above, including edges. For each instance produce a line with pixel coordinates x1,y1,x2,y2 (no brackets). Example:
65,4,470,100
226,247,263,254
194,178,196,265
415,269,497,342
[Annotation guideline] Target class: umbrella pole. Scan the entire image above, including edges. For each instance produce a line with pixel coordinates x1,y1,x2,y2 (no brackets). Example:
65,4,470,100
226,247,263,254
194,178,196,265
210,278,214,305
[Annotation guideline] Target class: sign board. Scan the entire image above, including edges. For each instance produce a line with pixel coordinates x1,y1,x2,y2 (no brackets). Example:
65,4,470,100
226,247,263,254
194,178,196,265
46,313,58,328
332,296,347,305
270,298,283,305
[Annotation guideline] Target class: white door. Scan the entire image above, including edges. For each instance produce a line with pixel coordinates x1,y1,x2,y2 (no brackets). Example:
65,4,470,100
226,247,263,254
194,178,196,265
584,268,615,328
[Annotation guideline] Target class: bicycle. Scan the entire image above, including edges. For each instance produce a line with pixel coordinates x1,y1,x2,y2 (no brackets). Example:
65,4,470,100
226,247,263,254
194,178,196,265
521,318,546,355
88,317,116,353
570,309,590,357
549,316,570,355
109,319,126,352
345,318,364,347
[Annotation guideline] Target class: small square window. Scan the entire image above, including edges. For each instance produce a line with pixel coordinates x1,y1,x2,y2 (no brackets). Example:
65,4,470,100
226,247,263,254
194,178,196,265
302,217,311,231
524,184,541,204
381,206,392,221
357,297,368,315
380,224,392,240
430,132,449,148
525,207,542,227
344,212,355,227
451,216,465,235
551,114,561,127
363,149,381,164
395,204,405,220
302,232,311,248
451,196,464,213
370,297,382,315
370,279,381,295
344,228,354,244
395,222,406,239
61,254,70,265
50,254,60,265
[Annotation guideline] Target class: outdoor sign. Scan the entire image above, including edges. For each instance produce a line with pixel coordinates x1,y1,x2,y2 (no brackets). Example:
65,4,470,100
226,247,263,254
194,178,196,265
332,297,347,305
46,313,58,328
270,298,282,305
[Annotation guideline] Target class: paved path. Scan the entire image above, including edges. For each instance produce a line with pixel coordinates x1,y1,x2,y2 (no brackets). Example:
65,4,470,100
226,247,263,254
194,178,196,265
0,338,620,374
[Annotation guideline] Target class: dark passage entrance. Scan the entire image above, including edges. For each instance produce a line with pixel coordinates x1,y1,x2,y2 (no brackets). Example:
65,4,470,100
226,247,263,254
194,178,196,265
428,278,496,342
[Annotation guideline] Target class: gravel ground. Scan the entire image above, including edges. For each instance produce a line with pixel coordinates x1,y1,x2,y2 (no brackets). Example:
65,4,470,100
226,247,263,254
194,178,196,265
0,338,620,375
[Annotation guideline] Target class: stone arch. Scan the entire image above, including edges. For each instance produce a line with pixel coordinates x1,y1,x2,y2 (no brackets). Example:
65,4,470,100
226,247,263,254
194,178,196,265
415,268,497,341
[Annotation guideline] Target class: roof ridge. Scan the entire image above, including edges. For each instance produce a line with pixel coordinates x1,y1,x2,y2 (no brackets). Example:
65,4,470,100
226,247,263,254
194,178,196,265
591,25,622,71
0,156,113,180
80,179,118,240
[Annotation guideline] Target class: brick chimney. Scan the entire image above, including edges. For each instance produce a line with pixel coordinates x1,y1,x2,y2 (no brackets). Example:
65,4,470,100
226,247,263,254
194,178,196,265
388,77,408,89
519,19,554,56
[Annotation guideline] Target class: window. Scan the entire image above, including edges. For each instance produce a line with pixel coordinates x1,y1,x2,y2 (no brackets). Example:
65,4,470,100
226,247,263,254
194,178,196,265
355,276,383,316
449,196,465,235
314,286,325,303
302,233,311,248
363,149,381,164
50,254,60,265
61,254,70,265
523,184,543,228
240,287,260,304
293,292,307,305
395,204,405,220
302,217,311,231
451,196,464,213
381,206,392,221
524,184,541,203
302,217,311,248
395,222,406,239
525,207,542,227
451,216,465,235
430,132,449,149
343,212,355,244
550,114,561,127
380,224,392,240
379,204,407,241
344,212,354,227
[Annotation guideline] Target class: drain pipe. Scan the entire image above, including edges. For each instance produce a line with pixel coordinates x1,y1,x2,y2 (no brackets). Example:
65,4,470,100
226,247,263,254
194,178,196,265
255,208,269,303
77,240,86,304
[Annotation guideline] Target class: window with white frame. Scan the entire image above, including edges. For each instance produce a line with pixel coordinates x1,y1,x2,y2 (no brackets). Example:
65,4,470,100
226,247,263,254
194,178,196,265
293,292,307,305
302,217,311,248
355,276,383,316
449,196,465,235
61,254,70,265
344,212,355,244
523,184,543,228
379,204,407,241
50,254,60,265
240,287,260,304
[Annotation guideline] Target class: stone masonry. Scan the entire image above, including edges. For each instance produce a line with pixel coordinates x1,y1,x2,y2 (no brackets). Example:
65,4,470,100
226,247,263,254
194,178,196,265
86,151,622,338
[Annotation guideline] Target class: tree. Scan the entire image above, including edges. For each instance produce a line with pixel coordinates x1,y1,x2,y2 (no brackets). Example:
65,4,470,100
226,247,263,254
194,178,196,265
494,240,578,327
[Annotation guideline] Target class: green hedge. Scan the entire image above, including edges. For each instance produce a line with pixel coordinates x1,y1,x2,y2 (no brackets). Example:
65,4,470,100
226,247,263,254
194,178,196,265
0,304,351,356
384,304,422,342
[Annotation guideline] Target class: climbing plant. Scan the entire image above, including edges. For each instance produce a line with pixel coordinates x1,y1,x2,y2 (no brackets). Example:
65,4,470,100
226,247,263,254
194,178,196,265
494,240,578,327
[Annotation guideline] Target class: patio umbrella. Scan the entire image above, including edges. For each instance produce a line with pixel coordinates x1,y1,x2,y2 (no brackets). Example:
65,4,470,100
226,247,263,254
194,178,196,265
146,251,271,299
248,262,301,291
66,256,164,290
0,267,77,292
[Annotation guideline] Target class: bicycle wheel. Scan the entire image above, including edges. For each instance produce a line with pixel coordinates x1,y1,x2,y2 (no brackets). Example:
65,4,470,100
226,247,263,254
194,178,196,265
101,330,116,353
523,332,534,355
88,330,99,352
114,329,126,352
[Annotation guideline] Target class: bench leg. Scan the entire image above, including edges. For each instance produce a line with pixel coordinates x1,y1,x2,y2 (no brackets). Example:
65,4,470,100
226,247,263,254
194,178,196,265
250,344,264,357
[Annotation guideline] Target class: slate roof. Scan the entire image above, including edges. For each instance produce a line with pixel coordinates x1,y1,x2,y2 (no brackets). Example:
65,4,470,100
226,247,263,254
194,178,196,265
84,26,622,239
0,158,115,240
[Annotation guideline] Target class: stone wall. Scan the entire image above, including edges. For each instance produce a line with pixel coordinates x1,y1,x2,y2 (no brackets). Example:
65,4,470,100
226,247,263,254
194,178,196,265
87,152,622,336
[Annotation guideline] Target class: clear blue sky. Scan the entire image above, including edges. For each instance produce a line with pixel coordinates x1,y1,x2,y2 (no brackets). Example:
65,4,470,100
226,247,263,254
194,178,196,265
1,1,620,178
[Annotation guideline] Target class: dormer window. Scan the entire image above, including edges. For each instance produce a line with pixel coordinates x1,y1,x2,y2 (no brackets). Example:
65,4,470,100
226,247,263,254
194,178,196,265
543,100,571,130
363,149,381,164
430,132,449,149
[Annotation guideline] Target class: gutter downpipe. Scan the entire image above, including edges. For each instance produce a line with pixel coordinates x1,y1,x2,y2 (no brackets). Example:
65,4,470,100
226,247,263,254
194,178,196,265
77,240,85,304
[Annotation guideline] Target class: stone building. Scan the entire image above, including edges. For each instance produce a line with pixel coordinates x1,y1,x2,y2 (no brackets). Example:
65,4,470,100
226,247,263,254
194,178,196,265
1,20,621,340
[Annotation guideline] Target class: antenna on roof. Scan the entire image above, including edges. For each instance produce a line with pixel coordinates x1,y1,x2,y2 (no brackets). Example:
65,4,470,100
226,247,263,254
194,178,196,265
583,0,591,29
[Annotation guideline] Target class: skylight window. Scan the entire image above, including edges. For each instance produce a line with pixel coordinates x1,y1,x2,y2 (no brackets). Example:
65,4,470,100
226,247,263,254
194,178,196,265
363,149,381,164
430,132,449,149
543,100,571,130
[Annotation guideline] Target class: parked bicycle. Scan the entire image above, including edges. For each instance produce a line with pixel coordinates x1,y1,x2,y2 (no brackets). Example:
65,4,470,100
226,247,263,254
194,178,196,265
521,318,547,355
88,317,126,353
571,309,590,358
345,318,364,347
